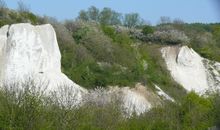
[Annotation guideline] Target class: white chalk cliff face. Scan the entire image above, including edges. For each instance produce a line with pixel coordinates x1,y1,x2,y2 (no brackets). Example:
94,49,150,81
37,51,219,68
0,23,162,116
161,46,220,94
85,83,161,117
2,23,219,116
0,23,86,105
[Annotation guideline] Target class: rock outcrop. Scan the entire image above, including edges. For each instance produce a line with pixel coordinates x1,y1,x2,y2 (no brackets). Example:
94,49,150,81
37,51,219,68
85,83,161,117
0,23,86,106
0,23,161,116
161,46,220,94
3,23,219,116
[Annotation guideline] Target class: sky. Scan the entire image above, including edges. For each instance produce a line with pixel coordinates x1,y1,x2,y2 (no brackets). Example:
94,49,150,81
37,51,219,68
4,0,220,25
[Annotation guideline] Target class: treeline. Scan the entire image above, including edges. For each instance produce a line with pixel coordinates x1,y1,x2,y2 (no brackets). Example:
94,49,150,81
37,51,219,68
76,6,189,28
77,6,145,28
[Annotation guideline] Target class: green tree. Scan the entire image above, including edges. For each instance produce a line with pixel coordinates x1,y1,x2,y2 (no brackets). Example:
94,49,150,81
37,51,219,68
123,13,140,28
0,0,7,18
110,11,122,25
180,92,214,130
212,25,220,47
99,8,122,25
88,6,99,22
141,25,154,36
212,93,220,127
78,10,89,21
99,7,112,25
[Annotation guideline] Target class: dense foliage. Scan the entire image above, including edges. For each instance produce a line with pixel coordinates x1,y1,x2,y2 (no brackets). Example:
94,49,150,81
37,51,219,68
0,83,219,130
77,6,144,27
141,25,154,36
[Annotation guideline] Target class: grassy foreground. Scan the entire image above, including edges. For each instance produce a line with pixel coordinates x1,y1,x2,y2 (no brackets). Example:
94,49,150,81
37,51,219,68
0,83,220,130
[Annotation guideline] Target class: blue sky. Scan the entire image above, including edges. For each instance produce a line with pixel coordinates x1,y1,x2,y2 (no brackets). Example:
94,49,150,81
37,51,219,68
4,0,220,25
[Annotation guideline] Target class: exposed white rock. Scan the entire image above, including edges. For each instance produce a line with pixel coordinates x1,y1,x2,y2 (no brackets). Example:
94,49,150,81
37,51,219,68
154,84,175,102
0,23,157,116
119,83,161,116
203,60,220,91
0,25,8,66
0,23,86,106
161,46,220,94
85,83,161,117
123,91,151,116
214,62,220,71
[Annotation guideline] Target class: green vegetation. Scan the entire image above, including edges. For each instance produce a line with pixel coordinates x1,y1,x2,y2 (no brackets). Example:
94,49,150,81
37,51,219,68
76,6,144,27
0,3,220,129
0,3,219,97
141,25,154,36
171,23,220,61
0,83,219,130
0,4,219,98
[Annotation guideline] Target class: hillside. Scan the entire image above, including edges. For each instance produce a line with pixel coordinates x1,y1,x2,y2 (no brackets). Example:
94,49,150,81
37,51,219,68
0,5,220,130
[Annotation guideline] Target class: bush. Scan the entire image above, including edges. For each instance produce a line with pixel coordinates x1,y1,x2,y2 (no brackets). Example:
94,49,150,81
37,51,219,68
150,29,190,44
179,92,214,130
141,25,154,36
0,0,7,18
213,93,220,127
73,26,89,43
64,20,81,32
20,12,38,24
0,82,124,130
101,25,132,45
0,82,219,130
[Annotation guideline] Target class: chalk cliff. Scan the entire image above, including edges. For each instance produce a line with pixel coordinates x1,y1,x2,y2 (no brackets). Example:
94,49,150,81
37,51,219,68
0,23,86,105
3,23,219,116
0,23,159,115
161,46,220,94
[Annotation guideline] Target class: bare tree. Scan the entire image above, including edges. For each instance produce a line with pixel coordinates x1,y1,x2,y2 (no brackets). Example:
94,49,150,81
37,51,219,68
159,16,171,24
17,0,30,13
77,10,89,21
99,7,113,25
0,0,6,9
173,18,184,24
123,13,141,28
88,6,99,22
0,0,7,17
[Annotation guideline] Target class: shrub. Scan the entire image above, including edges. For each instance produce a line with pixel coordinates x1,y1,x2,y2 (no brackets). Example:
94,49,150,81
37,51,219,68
72,26,89,43
150,29,190,44
0,82,124,130
0,82,219,130
20,12,38,24
141,25,154,36
101,25,132,45
180,92,214,130
0,0,7,18
64,20,81,32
